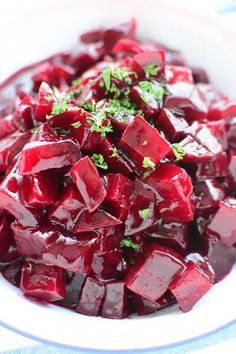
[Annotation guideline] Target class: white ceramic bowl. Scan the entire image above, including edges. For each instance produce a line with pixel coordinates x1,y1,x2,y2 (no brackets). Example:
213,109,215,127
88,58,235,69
0,0,236,351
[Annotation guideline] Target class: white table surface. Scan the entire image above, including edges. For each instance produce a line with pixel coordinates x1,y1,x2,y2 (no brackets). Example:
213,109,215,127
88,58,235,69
0,1,236,353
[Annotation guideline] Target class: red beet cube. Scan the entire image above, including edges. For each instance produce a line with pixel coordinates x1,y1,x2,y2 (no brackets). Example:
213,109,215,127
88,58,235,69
132,291,175,316
20,261,65,302
49,184,86,231
133,50,165,75
95,225,125,252
185,253,215,284
207,197,236,247
169,261,212,312
0,217,15,258
194,179,225,216
146,164,195,222
103,173,133,209
101,281,129,319
74,209,122,232
2,258,24,287
179,135,213,163
208,98,236,121
125,179,155,235
0,114,17,139
13,94,34,131
57,272,87,309
91,250,125,280
196,151,229,179
120,115,171,170
165,65,193,84
11,222,60,257
42,232,98,273
19,124,81,175
76,276,105,316
126,244,186,302
34,82,57,121
70,156,106,212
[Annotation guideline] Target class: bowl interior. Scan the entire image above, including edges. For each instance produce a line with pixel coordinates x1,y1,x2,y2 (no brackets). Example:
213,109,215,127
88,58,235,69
0,0,236,351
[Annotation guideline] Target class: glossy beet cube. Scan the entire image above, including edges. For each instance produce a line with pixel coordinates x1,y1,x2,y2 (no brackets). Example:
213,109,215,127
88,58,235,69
34,82,57,121
70,156,106,212
0,216,15,258
76,276,105,316
42,231,98,273
0,131,31,173
91,250,126,280
103,173,133,209
120,115,171,170
57,272,87,309
21,170,58,207
185,253,215,284
208,98,236,121
133,50,165,75
19,124,81,175
164,82,208,122
227,116,236,149
169,261,212,312
112,38,143,56
155,108,189,143
101,281,129,319
49,184,86,230
196,151,229,179
2,258,24,287
165,65,193,84
13,94,34,131
206,120,228,150
0,114,17,139
192,68,209,84
11,222,60,257
74,209,122,232
103,19,136,52
146,164,194,222
0,163,39,227
126,244,186,302
207,198,236,247
95,225,125,252
20,261,65,302
178,135,213,163
132,290,175,316
125,179,155,235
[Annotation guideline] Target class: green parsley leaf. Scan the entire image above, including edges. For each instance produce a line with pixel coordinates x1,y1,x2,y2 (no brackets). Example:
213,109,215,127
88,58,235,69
56,128,70,136
105,96,141,118
172,143,186,161
31,127,38,134
92,153,108,170
103,67,111,91
109,83,121,98
52,100,68,115
71,77,81,86
138,208,150,219
71,121,81,129
111,67,130,81
139,81,165,104
110,147,123,161
142,157,156,170
144,64,159,78
120,237,140,251
143,171,150,179
87,105,113,137
82,100,97,114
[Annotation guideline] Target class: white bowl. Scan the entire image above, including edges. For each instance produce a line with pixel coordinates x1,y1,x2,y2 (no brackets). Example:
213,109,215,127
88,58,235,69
0,0,236,351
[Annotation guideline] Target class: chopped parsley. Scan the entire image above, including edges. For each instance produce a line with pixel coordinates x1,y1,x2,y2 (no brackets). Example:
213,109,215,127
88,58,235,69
120,237,140,251
144,64,159,78
82,100,97,113
87,105,113,137
172,143,186,161
110,147,123,161
103,67,111,91
56,128,70,136
105,96,141,118
92,153,108,170
52,101,68,115
71,121,81,129
30,127,39,134
43,95,52,102
142,156,156,170
71,77,81,86
139,208,150,220
139,81,165,104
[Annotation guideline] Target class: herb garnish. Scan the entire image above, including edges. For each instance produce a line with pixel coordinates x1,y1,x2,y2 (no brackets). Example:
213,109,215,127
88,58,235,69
110,147,123,161
138,208,150,220
70,121,81,129
172,144,186,161
120,237,140,251
31,127,39,134
82,100,97,114
92,153,108,170
144,64,159,78
103,67,111,91
87,105,113,137
142,157,156,170
105,96,140,118
56,128,70,136
52,101,68,115
139,81,165,104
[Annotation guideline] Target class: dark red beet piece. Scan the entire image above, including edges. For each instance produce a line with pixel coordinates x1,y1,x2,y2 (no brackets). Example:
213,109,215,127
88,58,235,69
101,281,129,319
20,261,65,302
132,290,176,316
208,98,236,121
2,258,24,287
19,124,81,174
34,82,57,121
120,115,171,170
76,276,105,316
185,253,215,284
95,225,125,252
133,50,165,75
165,65,193,84
145,164,194,223
11,222,60,257
49,184,86,231
91,250,126,280
0,115,17,139
196,152,229,179
57,272,87,309
169,261,212,312
103,173,133,209
125,179,155,235
75,209,122,232
126,243,186,302
13,94,34,131
70,156,106,212
0,217,15,259
192,68,209,84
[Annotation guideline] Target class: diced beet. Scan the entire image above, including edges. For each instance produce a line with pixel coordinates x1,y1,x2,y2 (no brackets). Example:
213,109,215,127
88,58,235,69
43,231,98,273
206,120,228,150
2,258,24,287
95,225,125,252
112,38,144,56
101,281,129,319
34,82,57,121
49,184,86,231
179,135,213,163
0,163,39,227
145,164,194,223
227,116,236,149
207,197,236,247
165,82,208,122
11,222,60,257
125,179,155,235
185,253,215,284
19,124,81,175
76,276,105,316
169,261,212,312
57,272,87,308
196,151,229,179
103,19,136,52
165,65,193,84
192,68,209,84
133,50,165,75
91,250,126,280
0,217,15,258
201,233,236,282
145,220,189,253
228,149,236,190
126,243,186,302
70,156,106,212
103,173,133,209
132,290,175,316
13,94,34,131
208,98,236,121
20,261,65,302
0,115,17,139
75,209,122,232
155,108,189,143
21,170,58,207
0,131,31,173
120,115,171,170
